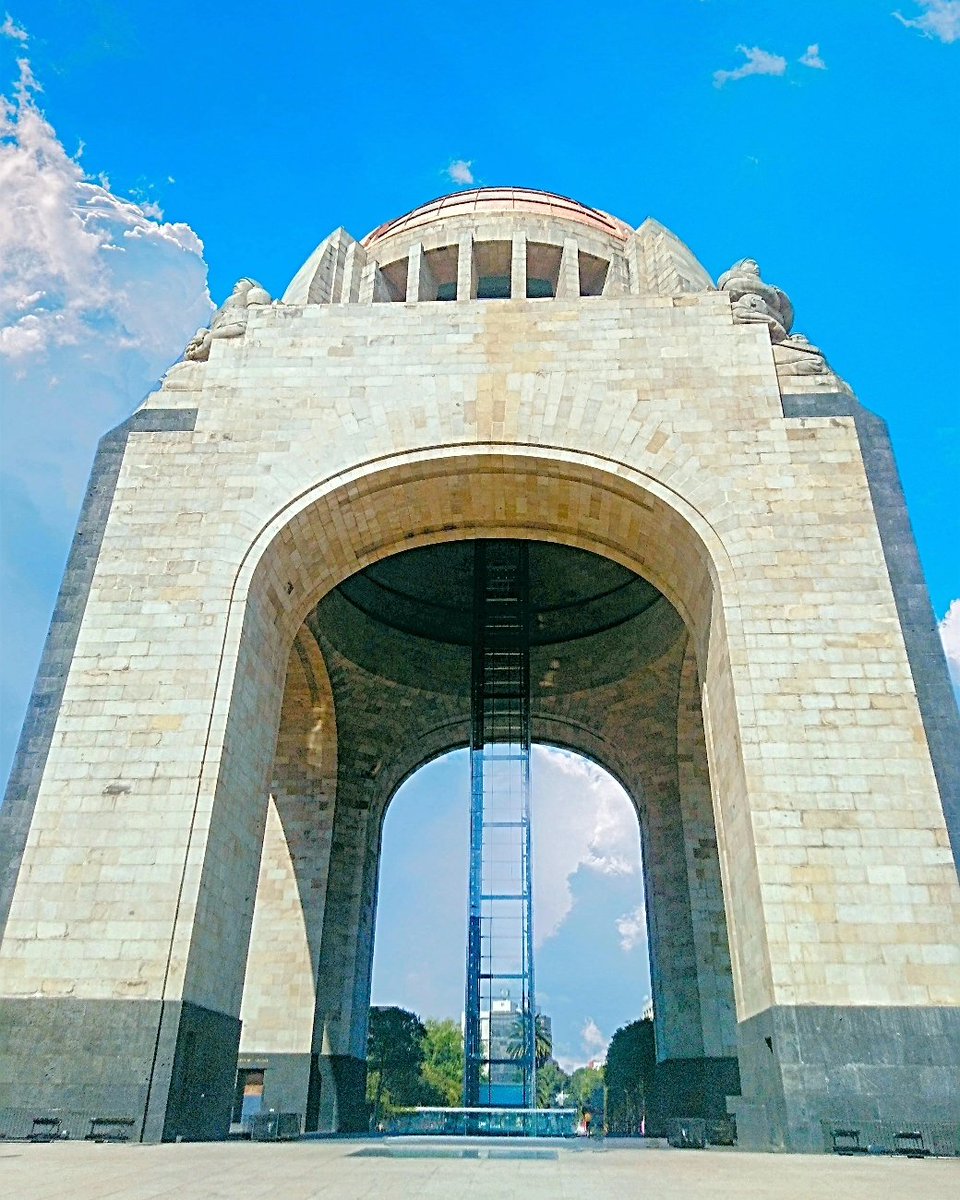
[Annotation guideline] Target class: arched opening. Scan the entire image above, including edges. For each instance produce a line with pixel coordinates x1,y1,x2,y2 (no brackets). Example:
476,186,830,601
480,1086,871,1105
370,745,650,1084
236,520,741,1133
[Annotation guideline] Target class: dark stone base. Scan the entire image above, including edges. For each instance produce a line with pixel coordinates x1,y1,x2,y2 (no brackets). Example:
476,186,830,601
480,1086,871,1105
317,1053,367,1133
646,1056,740,1135
0,997,240,1143
236,1051,317,1128
733,1005,960,1152
154,1002,241,1142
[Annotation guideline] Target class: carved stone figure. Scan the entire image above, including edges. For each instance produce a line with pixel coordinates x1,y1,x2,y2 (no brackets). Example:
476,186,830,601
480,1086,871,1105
730,292,789,342
183,328,212,362
719,258,793,342
772,333,852,393
773,334,829,375
184,278,271,362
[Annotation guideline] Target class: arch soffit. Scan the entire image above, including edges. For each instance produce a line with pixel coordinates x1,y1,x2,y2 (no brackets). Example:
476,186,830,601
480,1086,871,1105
291,614,679,838
235,447,762,1017
233,444,743,673
370,730,641,845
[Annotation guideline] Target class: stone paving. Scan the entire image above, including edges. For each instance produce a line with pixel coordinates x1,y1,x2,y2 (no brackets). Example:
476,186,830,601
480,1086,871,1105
1,1138,957,1200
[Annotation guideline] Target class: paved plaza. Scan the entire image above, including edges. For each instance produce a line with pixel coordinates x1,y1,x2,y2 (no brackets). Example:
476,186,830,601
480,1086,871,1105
1,1138,957,1200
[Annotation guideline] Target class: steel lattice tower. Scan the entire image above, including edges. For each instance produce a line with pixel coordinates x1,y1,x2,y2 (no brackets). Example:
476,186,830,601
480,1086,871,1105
463,541,537,1109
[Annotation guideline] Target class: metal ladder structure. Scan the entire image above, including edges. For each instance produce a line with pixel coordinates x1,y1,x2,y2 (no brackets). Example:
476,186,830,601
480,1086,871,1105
463,541,537,1109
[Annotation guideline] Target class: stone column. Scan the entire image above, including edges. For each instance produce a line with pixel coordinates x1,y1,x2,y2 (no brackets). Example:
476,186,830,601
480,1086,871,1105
457,233,477,301
0,408,278,1143
511,233,527,299
237,631,338,1126
407,243,438,303
358,261,397,304
556,237,580,298
531,621,740,1130
677,645,738,1062
312,781,374,1133
339,240,365,304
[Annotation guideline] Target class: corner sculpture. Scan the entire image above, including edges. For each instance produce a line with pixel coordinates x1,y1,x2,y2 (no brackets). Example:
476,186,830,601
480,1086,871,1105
184,277,272,362
719,257,846,386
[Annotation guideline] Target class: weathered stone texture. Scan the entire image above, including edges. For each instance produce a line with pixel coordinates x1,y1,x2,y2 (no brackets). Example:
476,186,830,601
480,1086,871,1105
1,190,957,1148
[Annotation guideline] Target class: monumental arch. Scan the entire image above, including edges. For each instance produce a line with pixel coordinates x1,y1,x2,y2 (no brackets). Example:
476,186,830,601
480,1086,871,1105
1,189,958,1152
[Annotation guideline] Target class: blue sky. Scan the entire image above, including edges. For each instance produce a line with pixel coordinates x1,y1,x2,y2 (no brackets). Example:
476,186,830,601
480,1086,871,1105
1,3,958,1067
372,747,648,1070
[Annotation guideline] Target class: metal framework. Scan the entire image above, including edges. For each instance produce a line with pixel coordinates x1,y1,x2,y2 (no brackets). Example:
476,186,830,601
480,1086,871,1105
464,541,537,1108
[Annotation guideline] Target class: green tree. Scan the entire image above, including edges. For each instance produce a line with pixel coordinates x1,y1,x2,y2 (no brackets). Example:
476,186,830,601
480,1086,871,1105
506,1011,552,1067
567,1064,605,1115
605,1018,656,1135
536,1058,571,1108
419,1018,464,1106
366,1006,427,1127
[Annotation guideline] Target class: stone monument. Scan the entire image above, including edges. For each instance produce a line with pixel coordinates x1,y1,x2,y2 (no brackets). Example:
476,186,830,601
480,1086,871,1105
1,189,958,1151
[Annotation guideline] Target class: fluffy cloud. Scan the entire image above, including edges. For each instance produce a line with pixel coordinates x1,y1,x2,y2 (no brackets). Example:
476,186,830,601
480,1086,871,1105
446,159,475,186
894,1,960,42
531,747,641,946
580,1017,607,1061
0,55,213,778
615,904,646,952
799,44,827,69
939,600,960,693
713,45,788,88
1,13,27,42
0,62,209,364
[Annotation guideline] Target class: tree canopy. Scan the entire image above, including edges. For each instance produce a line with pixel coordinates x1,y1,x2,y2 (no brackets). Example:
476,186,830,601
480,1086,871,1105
366,1006,427,1125
566,1064,605,1115
535,1058,571,1108
506,1011,553,1068
366,1008,466,1123
605,1017,656,1134
419,1018,463,1106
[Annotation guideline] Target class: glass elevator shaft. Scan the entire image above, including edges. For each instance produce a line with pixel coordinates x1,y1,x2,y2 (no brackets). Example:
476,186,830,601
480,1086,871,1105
463,541,537,1108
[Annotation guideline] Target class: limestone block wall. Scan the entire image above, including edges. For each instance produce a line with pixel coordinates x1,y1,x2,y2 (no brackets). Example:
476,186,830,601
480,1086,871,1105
677,642,738,1059
5,291,958,1014
528,626,739,1065
2,248,958,1145
307,627,472,1066
239,630,337,1056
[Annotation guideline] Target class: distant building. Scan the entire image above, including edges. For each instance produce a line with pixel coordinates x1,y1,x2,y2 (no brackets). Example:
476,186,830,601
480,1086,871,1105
462,998,552,1107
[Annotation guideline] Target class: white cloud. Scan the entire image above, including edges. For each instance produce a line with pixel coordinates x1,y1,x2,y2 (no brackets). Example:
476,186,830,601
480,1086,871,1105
0,55,211,432
894,1,960,42
1,12,27,41
0,63,208,364
799,44,827,69
713,45,788,88
581,1017,607,1061
939,600,960,691
0,57,213,777
615,904,646,952
446,159,475,186
531,746,641,947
